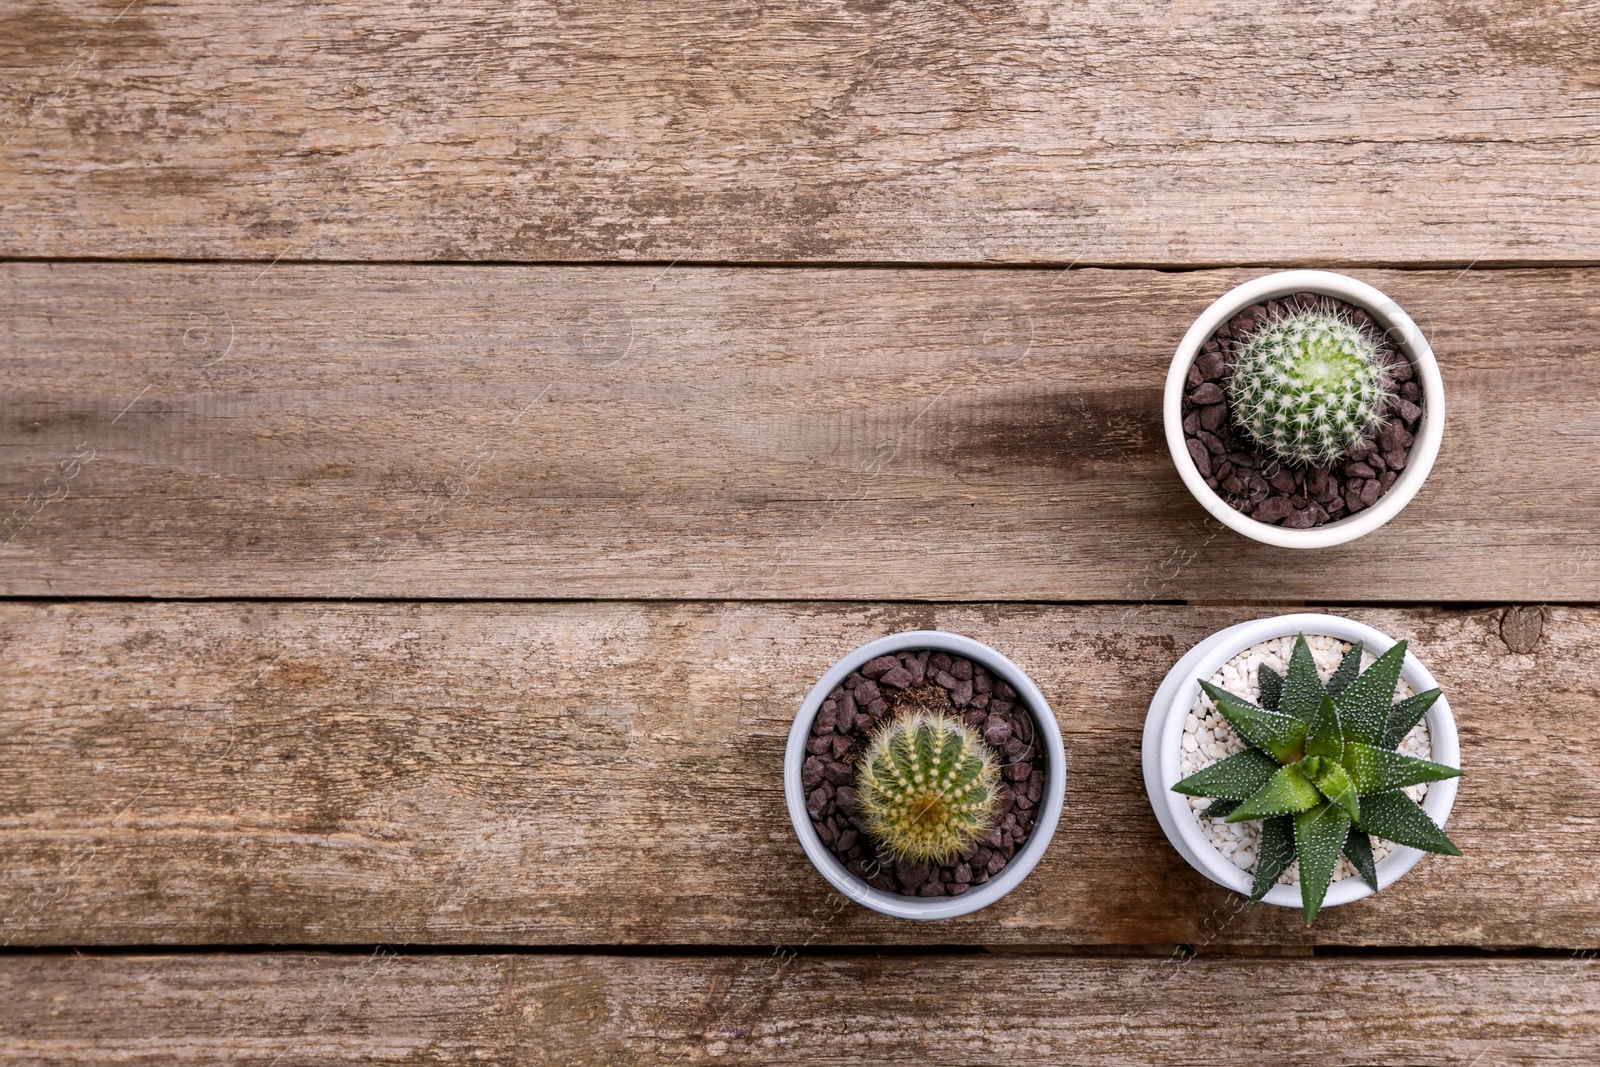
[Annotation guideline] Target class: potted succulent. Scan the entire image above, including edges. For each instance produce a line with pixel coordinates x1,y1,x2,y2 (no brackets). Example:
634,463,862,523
785,631,1066,920
1142,614,1462,924
1163,270,1446,548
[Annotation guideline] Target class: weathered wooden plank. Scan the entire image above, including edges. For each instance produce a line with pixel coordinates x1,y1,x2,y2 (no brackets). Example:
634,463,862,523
0,601,1591,947
2,0,1598,264
4,264,1599,600
3,952,1597,1064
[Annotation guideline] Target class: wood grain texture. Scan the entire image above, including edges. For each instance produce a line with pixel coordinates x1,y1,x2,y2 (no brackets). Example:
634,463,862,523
4,263,1600,600
2,0,1599,264
4,952,1598,1064
1,601,1593,948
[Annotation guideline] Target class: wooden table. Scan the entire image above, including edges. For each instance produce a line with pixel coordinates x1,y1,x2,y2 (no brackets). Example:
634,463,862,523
4,1,1600,1062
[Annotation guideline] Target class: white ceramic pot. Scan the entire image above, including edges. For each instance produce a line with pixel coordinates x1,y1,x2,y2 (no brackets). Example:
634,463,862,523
785,630,1066,920
1142,613,1460,911
1163,270,1445,549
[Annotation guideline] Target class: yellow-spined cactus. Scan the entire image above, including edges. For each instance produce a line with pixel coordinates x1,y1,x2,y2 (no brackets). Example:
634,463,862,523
856,708,1000,863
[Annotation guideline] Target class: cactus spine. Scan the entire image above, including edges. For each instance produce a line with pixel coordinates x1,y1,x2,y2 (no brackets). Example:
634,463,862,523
856,709,1000,862
1228,309,1394,467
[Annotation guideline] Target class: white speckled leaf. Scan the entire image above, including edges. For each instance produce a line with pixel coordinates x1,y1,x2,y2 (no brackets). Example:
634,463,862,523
1381,688,1442,750
1172,748,1282,799
1341,742,1461,794
1204,797,1243,818
1334,640,1407,745
1343,828,1380,891
1251,814,1296,904
1326,641,1365,697
1199,681,1307,763
1304,695,1344,760
1257,664,1284,713
1295,802,1354,925
1309,760,1361,821
1356,792,1462,856
1278,634,1326,722
1227,764,1321,822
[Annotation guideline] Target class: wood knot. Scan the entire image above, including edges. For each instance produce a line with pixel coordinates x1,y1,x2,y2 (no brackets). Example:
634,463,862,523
1500,606,1545,654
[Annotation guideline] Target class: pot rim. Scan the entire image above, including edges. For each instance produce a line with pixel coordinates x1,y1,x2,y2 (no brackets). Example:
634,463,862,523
1162,269,1446,549
1141,612,1460,911
784,629,1067,920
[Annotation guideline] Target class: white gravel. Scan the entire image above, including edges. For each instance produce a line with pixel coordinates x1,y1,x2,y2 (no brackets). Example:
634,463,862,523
1180,633,1432,886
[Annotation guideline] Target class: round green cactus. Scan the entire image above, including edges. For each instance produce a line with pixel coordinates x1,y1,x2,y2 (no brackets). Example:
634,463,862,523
1227,310,1394,466
855,709,1000,863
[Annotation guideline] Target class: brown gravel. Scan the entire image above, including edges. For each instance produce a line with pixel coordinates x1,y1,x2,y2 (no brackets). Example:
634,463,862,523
1182,291,1425,529
804,650,1047,898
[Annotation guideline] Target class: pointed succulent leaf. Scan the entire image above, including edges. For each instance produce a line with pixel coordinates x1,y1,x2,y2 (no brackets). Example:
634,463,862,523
1250,814,1296,904
1257,664,1284,713
1225,763,1322,822
1355,792,1462,856
1294,802,1354,925
1199,681,1307,764
1341,742,1461,795
1303,695,1344,760
1342,828,1379,891
1326,641,1365,697
1172,748,1283,799
1278,634,1327,722
1299,755,1328,778
1333,640,1407,745
1307,758,1360,821
1204,797,1242,818
1381,688,1442,750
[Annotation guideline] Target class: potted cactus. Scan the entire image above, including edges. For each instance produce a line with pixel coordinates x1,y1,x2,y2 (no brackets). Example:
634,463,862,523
855,697,1000,862
1163,270,1445,548
1142,614,1462,923
785,631,1066,920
